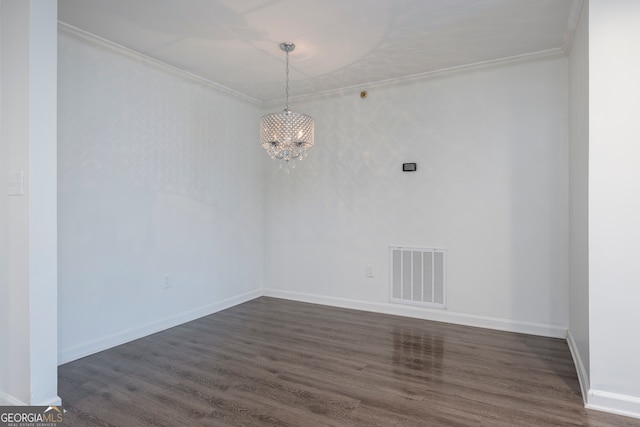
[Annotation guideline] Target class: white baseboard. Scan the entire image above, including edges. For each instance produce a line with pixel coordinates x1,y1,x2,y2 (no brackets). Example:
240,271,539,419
35,395,63,406
566,330,589,404
0,392,61,407
566,331,640,420
0,390,27,406
262,289,567,339
587,390,640,420
58,289,262,365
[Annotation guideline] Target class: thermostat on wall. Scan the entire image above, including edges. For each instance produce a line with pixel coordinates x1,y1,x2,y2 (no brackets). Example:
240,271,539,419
402,163,417,172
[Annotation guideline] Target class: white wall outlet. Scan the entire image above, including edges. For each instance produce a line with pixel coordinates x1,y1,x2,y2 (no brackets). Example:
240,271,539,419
163,274,171,290
365,265,374,278
8,171,24,196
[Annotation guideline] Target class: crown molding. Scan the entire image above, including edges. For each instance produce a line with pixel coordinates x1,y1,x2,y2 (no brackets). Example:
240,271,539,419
60,21,568,109
58,22,263,106
264,47,566,108
562,0,585,55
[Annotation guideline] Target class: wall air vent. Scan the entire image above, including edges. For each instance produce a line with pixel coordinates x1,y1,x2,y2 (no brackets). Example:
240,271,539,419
389,246,447,309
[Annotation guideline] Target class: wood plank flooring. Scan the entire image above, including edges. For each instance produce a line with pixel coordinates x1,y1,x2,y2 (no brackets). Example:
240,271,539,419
58,297,639,426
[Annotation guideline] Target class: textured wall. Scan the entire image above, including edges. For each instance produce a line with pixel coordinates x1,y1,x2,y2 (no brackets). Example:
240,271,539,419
58,34,264,362
58,30,570,364
264,57,569,333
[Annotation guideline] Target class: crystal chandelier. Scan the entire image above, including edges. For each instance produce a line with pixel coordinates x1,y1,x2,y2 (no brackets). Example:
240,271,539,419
260,42,314,163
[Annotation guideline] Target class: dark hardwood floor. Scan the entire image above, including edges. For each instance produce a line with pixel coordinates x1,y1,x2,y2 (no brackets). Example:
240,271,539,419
58,297,638,426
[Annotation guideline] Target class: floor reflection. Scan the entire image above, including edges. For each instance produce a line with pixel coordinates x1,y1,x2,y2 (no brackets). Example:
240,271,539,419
392,326,444,376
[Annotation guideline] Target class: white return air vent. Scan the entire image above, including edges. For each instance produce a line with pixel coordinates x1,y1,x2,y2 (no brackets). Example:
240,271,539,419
389,246,447,309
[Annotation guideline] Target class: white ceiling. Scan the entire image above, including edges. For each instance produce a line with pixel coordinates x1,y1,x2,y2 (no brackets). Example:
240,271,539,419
58,0,581,103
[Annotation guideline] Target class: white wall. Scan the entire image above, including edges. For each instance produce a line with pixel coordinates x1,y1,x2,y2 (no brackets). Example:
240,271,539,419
0,0,59,406
264,57,569,337
588,0,640,418
57,32,264,363
567,0,590,399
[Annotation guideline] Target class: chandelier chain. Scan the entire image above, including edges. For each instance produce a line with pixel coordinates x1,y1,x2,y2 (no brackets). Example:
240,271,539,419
285,48,290,111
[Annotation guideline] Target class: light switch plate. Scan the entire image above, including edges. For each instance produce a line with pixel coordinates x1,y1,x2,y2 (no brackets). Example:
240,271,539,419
8,171,24,196
365,265,374,277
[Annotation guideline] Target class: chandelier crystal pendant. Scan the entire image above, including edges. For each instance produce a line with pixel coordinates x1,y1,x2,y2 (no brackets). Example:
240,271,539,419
260,42,314,164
